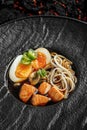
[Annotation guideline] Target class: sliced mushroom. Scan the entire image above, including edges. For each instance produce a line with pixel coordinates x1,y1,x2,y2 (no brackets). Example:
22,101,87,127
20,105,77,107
29,71,40,85
14,82,21,87
44,63,54,70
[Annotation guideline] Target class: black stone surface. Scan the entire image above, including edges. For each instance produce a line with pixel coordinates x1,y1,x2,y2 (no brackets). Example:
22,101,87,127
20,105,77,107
0,16,87,130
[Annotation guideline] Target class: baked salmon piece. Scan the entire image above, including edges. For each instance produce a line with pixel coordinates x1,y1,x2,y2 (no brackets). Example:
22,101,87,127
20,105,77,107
31,94,50,106
19,83,37,103
48,86,64,102
15,64,33,79
38,82,51,95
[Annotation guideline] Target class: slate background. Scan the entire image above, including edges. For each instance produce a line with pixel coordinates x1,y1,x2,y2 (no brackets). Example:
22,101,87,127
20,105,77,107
0,0,87,130
0,16,87,130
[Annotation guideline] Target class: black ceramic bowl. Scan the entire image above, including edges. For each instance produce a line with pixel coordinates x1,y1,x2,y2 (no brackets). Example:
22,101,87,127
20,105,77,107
0,16,87,130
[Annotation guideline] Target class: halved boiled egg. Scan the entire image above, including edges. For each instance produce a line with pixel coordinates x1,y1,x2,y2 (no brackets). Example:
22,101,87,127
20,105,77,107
35,48,51,64
9,55,25,82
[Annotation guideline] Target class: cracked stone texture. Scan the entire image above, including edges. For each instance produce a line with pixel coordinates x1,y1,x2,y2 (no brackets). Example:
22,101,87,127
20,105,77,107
0,16,87,130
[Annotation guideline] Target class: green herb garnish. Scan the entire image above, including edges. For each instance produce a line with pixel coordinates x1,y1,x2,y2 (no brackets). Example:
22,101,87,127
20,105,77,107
27,49,37,60
21,49,37,65
37,69,47,77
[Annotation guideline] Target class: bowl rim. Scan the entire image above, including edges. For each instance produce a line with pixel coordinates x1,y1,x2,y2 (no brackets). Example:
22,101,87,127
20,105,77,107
2,15,86,109
0,15,87,28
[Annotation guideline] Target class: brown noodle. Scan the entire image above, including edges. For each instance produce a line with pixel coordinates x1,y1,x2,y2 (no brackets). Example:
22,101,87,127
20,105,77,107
46,52,77,99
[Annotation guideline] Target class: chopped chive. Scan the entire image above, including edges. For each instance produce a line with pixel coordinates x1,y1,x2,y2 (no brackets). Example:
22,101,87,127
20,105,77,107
21,49,37,65
37,69,47,77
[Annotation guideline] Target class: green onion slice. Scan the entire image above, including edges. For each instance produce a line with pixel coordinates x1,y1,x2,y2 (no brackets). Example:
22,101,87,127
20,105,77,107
21,49,37,65
37,69,47,77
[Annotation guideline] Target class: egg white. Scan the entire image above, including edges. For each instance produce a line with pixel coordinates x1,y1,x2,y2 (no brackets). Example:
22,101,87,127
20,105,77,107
35,48,51,64
9,55,25,82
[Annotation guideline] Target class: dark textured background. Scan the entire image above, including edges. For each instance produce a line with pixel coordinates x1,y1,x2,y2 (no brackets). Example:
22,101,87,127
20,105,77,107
0,16,87,130
0,0,87,25
0,0,87,130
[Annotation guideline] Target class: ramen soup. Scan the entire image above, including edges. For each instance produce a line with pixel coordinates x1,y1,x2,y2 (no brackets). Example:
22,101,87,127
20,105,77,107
8,48,77,106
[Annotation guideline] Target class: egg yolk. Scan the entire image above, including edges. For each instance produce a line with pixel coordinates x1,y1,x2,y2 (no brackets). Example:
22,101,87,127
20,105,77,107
32,52,46,70
15,64,33,78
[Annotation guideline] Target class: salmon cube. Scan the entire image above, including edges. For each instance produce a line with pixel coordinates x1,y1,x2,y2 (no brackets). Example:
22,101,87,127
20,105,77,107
38,82,51,95
48,86,64,102
19,83,37,103
31,94,50,106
